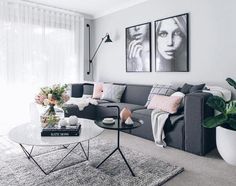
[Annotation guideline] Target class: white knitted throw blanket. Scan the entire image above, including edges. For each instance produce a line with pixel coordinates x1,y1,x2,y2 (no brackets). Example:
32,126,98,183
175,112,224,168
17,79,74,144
151,109,169,148
66,97,98,111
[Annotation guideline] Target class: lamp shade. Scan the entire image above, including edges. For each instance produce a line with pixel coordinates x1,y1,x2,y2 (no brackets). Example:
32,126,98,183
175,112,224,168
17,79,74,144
105,34,112,43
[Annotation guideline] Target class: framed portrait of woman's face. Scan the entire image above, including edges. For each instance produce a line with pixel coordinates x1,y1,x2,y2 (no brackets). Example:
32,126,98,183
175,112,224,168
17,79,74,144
126,22,151,72
155,13,189,72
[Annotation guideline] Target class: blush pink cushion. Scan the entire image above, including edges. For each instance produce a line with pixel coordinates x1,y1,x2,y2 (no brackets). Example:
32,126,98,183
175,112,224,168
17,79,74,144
147,95,182,114
92,83,103,99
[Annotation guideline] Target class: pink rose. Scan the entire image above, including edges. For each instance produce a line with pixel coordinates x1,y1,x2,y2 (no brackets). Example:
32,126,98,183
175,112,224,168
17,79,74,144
62,93,70,103
35,94,47,105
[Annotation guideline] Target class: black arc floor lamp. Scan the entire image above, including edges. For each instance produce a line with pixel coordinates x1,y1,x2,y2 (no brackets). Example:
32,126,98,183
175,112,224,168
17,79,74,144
87,24,112,76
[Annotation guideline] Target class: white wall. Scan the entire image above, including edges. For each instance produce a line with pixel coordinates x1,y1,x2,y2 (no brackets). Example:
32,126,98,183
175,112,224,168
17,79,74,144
89,0,236,92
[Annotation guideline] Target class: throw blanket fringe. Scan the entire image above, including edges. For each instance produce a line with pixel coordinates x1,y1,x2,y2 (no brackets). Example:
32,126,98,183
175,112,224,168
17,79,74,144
151,109,169,148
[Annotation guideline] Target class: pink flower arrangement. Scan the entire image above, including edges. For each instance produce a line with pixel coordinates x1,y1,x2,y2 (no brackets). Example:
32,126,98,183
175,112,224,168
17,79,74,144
35,84,70,107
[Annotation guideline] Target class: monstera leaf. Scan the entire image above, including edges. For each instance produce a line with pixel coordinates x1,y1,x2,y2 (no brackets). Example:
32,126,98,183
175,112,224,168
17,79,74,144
203,78,236,130
203,114,228,128
206,96,226,113
226,78,236,89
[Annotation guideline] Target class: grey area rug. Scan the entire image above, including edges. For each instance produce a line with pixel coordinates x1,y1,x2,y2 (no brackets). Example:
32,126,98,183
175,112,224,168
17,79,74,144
0,136,184,186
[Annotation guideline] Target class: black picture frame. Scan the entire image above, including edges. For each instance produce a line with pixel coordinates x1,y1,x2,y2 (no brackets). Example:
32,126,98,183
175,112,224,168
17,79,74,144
125,22,151,72
155,13,189,72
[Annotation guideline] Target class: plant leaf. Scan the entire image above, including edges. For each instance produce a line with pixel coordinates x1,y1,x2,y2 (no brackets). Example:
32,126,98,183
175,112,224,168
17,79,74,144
207,96,226,113
226,78,236,89
226,117,236,130
226,101,236,114
203,114,228,128
229,123,236,130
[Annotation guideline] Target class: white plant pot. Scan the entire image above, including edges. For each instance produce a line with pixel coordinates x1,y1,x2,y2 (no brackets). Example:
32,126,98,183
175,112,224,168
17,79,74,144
216,126,236,166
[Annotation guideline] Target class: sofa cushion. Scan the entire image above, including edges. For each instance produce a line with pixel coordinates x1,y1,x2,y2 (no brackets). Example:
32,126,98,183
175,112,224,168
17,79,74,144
180,83,205,94
180,83,193,94
190,84,205,93
96,99,110,104
147,95,182,114
120,84,152,106
98,102,145,112
132,109,152,117
92,82,103,99
83,83,94,96
71,84,83,98
96,102,145,119
145,84,178,106
101,84,126,102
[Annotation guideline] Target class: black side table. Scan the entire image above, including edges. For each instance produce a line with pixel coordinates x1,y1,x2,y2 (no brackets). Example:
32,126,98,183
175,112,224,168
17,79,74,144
94,106,143,177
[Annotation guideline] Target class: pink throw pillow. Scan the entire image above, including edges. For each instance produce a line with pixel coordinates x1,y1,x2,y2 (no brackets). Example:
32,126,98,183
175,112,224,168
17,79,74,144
92,83,103,99
147,95,182,114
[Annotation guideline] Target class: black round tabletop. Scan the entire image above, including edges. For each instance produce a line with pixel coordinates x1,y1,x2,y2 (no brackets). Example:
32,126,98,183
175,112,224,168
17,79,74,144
94,118,143,131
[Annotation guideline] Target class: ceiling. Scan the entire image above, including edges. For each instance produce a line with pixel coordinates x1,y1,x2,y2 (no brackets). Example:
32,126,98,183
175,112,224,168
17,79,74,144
27,0,148,19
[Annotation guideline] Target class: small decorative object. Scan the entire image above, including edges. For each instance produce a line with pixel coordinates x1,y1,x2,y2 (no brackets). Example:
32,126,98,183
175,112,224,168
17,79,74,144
120,107,132,122
125,117,134,125
68,115,78,125
155,13,189,72
35,84,70,128
102,117,115,124
126,22,151,72
59,118,68,127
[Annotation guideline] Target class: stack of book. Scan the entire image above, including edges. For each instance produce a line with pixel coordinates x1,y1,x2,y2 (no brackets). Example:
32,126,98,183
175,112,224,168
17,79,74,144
41,125,81,137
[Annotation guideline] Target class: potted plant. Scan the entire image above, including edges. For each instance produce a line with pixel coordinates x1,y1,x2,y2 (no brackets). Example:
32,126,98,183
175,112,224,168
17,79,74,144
203,78,236,165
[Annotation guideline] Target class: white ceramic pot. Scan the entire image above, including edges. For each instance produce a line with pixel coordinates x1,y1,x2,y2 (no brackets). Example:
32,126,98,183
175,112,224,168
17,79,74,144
216,126,236,166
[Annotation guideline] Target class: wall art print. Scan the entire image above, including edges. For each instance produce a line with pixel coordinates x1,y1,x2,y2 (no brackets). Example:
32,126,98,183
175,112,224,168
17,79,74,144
155,13,189,72
126,22,151,72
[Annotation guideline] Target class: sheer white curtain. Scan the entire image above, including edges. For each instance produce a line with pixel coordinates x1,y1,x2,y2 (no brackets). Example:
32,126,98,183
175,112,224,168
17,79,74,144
0,0,81,134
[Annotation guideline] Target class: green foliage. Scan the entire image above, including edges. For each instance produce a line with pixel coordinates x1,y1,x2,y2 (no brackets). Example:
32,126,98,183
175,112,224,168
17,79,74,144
207,96,226,113
226,78,236,89
203,78,236,130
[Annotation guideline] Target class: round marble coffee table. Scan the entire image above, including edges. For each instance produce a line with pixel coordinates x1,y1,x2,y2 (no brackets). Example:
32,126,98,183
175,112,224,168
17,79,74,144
8,118,104,175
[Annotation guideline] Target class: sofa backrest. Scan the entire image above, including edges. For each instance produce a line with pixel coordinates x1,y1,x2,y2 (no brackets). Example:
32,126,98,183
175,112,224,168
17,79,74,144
121,84,152,106
71,83,152,106
83,83,94,95
71,83,94,97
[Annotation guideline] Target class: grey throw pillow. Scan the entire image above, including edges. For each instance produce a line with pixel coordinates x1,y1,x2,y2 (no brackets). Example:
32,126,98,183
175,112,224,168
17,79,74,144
145,84,178,107
180,83,205,94
101,84,126,102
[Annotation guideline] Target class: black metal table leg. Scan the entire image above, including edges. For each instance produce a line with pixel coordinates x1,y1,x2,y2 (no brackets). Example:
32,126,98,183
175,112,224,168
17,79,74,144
19,140,90,175
118,148,135,176
80,142,89,160
96,106,135,176
96,147,118,168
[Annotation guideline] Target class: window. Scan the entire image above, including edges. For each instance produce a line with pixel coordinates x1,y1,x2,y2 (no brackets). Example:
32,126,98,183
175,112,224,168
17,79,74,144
0,1,82,134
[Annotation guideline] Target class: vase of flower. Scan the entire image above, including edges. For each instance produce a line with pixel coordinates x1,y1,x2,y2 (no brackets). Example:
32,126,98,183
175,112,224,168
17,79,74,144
35,84,70,128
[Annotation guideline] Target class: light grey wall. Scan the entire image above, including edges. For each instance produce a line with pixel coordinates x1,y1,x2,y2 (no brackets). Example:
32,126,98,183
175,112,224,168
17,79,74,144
89,0,236,92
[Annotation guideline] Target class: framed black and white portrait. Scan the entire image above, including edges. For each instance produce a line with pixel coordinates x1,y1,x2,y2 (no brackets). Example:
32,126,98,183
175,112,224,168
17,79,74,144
126,22,151,72
155,13,189,72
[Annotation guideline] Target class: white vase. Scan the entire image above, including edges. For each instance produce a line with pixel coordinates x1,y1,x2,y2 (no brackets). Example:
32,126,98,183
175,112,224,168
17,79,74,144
216,126,236,166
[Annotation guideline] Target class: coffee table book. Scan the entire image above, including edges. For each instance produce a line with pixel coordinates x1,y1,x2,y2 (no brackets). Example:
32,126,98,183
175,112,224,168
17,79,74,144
41,125,81,137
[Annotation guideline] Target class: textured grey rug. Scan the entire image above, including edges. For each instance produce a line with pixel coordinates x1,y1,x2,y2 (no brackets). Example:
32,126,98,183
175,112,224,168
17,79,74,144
0,136,184,186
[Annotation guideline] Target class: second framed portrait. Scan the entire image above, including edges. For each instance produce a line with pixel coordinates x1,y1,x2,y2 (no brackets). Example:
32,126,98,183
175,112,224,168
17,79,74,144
126,22,151,72
155,13,189,72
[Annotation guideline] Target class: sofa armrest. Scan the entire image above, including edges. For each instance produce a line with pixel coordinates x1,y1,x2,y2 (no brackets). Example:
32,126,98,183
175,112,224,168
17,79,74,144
184,92,216,155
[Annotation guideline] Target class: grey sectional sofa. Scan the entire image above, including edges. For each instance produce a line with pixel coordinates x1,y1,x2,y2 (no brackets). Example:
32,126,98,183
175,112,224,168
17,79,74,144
64,83,216,156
